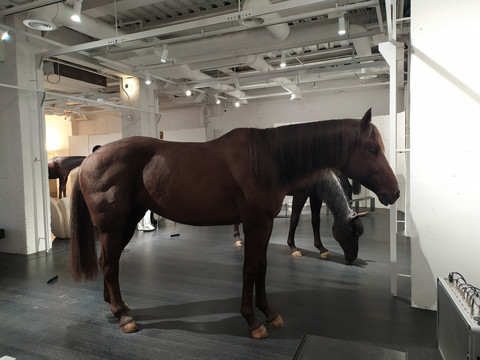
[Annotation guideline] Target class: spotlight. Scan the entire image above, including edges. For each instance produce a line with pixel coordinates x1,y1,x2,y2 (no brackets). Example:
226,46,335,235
71,0,83,23
186,89,192,96
234,100,240,107
215,96,221,105
280,51,286,68
1,31,9,41
338,15,346,35
145,72,151,85
160,46,168,63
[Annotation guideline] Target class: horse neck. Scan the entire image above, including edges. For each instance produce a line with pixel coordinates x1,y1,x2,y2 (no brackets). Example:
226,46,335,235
316,171,353,224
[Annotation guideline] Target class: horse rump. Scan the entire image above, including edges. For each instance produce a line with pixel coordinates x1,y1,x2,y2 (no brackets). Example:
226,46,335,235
70,176,98,282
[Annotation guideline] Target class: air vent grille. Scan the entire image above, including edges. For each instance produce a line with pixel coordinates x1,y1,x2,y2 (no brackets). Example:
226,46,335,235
242,17,265,26
23,19,56,31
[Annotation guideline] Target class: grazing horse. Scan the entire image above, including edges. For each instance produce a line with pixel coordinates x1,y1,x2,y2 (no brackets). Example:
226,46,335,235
70,109,399,338
286,169,367,261
233,170,365,262
48,156,86,198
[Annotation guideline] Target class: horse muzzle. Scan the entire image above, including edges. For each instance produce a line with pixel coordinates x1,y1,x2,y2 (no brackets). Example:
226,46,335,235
345,254,357,265
378,188,400,206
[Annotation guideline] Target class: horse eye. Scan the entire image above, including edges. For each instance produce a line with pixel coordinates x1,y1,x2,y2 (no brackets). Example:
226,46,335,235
368,148,378,155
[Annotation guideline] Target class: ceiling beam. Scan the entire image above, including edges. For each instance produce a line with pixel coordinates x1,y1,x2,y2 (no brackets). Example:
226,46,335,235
42,0,377,57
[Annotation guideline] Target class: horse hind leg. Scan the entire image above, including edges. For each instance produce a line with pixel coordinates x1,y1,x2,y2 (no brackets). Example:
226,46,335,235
99,221,140,333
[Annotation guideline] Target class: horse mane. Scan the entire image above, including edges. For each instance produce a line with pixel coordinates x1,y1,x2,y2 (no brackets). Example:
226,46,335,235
249,119,361,188
316,169,354,225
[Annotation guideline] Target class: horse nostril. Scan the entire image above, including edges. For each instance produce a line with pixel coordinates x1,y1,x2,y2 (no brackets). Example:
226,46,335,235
395,189,400,200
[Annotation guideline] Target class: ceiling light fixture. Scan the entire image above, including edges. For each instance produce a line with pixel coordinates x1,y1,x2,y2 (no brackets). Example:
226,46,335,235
280,51,286,68
160,46,168,63
215,96,221,105
338,15,346,35
234,100,240,107
186,89,192,96
1,31,9,40
71,0,83,23
145,72,151,85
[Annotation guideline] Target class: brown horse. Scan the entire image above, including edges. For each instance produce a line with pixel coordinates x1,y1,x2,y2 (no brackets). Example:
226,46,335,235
48,156,86,198
70,108,399,338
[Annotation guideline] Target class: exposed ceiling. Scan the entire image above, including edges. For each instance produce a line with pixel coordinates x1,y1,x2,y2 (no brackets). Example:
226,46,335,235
0,0,410,116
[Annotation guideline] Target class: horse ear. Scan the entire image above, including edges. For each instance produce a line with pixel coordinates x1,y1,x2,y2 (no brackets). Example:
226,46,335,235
360,108,372,131
351,211,368,220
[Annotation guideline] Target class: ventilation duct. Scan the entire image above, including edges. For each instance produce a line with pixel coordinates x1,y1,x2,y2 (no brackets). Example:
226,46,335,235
242,0,290,41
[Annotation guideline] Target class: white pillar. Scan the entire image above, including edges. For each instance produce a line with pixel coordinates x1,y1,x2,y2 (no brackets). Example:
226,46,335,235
120,77,160,138
0,17,50,254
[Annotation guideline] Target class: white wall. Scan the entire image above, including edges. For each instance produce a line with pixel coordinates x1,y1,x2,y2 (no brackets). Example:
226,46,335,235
410,0,480,309
45,115,72,156
69,133,122,156
158,86,402,210
204,86,390,132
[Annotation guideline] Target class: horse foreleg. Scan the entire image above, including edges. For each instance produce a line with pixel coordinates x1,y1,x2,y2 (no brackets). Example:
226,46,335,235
287,194,308,257
58,176,67,199
241,220,280,338
310,196,329,258
254,244,283,329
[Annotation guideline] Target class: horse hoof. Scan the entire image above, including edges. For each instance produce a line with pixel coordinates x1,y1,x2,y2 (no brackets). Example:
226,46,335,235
320,251,330,259
291,250,302,257
267,315,284,328
234,240,243,247
250,324,268,339
119,316,139,333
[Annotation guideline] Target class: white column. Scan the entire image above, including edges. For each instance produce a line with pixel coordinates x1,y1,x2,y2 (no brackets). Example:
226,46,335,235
120,77,160,138
0,17,50,254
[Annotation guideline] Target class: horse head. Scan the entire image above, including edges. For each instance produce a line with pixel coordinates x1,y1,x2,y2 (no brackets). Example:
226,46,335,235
341,109,400,206
331,211,366,263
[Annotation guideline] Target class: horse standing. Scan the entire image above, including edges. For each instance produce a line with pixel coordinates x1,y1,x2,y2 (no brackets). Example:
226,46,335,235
48,156,86,198
70,109,399,338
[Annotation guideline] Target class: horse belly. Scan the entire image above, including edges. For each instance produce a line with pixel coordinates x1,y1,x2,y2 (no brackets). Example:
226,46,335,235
146,158,243,226
155,188,241,226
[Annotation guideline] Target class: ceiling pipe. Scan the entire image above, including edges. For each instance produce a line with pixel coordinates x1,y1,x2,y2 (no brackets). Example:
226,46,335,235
120,21,375,70
242,0,290,41
122,21,374,100
158,64,246,101
25,3,160,60
25,3,120,39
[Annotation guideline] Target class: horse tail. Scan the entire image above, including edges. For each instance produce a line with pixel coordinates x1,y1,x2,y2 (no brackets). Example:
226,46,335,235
70,176,98,282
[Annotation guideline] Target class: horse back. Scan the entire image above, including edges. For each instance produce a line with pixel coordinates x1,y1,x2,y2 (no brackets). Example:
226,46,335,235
78,132,274,225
